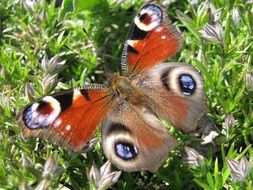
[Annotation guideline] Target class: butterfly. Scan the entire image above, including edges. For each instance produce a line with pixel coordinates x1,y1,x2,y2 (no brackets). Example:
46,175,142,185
17,0,208,172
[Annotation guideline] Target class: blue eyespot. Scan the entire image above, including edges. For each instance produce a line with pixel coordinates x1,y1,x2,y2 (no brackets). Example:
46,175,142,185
22,105,41,129
179,74,196,96
115,142,138,160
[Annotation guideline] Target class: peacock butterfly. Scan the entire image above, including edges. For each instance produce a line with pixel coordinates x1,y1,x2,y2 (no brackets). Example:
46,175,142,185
17,0,208,172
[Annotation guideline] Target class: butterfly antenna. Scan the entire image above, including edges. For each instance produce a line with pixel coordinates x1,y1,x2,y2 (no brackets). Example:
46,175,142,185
63,44,92,64
82,28,100,57
82,28,111,79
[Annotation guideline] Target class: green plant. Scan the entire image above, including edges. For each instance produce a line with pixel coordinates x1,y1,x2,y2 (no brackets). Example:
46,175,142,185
0,0,252,189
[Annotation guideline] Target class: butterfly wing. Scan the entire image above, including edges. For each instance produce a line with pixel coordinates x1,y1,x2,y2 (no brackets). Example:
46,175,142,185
17,85,113,151
134,63,208,133
121,1,181,76
102,100,177,172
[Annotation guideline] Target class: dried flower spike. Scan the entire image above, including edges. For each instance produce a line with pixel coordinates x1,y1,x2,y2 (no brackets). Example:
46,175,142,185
21,153,32,168
227,156,250,181
244,66,253,91
188,0,198,9
37,9,47,22
225,114,235,128
208,3,221,23
232,8,241,26
184,147,205,167
42,156,57,178
82,138,99,153
87,161,121,190
22,0,36,12
42,74,58,93
35,179,49,190
41,54,66,74
21,182,32,190
25,82,36,102
199,23,224,46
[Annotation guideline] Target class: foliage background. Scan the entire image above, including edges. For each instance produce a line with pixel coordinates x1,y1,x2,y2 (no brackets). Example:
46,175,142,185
0,0,252,189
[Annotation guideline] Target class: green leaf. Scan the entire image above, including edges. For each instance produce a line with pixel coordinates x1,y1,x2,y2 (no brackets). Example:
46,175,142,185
74,0,100,11
58,0,74,20
207,172,215,188
214,159,222,190
194,179,212,190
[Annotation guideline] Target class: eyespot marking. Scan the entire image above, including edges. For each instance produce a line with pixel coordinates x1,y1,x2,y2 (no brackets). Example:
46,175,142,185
160,69,171,91
178,74,196,96
139,13,153,26
134,4,163,31
37,100,48,110
22,96,61,129
107,122,131,135
115,142,138,161
140,4,163,23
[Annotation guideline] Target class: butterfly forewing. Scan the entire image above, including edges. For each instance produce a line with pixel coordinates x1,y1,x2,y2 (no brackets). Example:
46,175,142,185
17,86,113,151
121,1,181,76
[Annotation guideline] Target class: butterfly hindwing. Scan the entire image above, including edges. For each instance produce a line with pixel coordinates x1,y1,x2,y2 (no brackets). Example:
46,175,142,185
121,1,181,76
102,98,177,172
17,86,113,151
134,63,208,132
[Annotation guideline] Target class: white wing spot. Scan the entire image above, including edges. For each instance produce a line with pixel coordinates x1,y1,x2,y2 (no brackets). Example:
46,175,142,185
54,119,62,128
161,35,166,39
73,89,82,100
66,125,71,131
127,39,138,47
155,27,162,32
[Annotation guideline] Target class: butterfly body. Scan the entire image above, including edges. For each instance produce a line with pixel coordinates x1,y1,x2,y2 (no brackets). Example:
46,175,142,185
17,1,208,172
